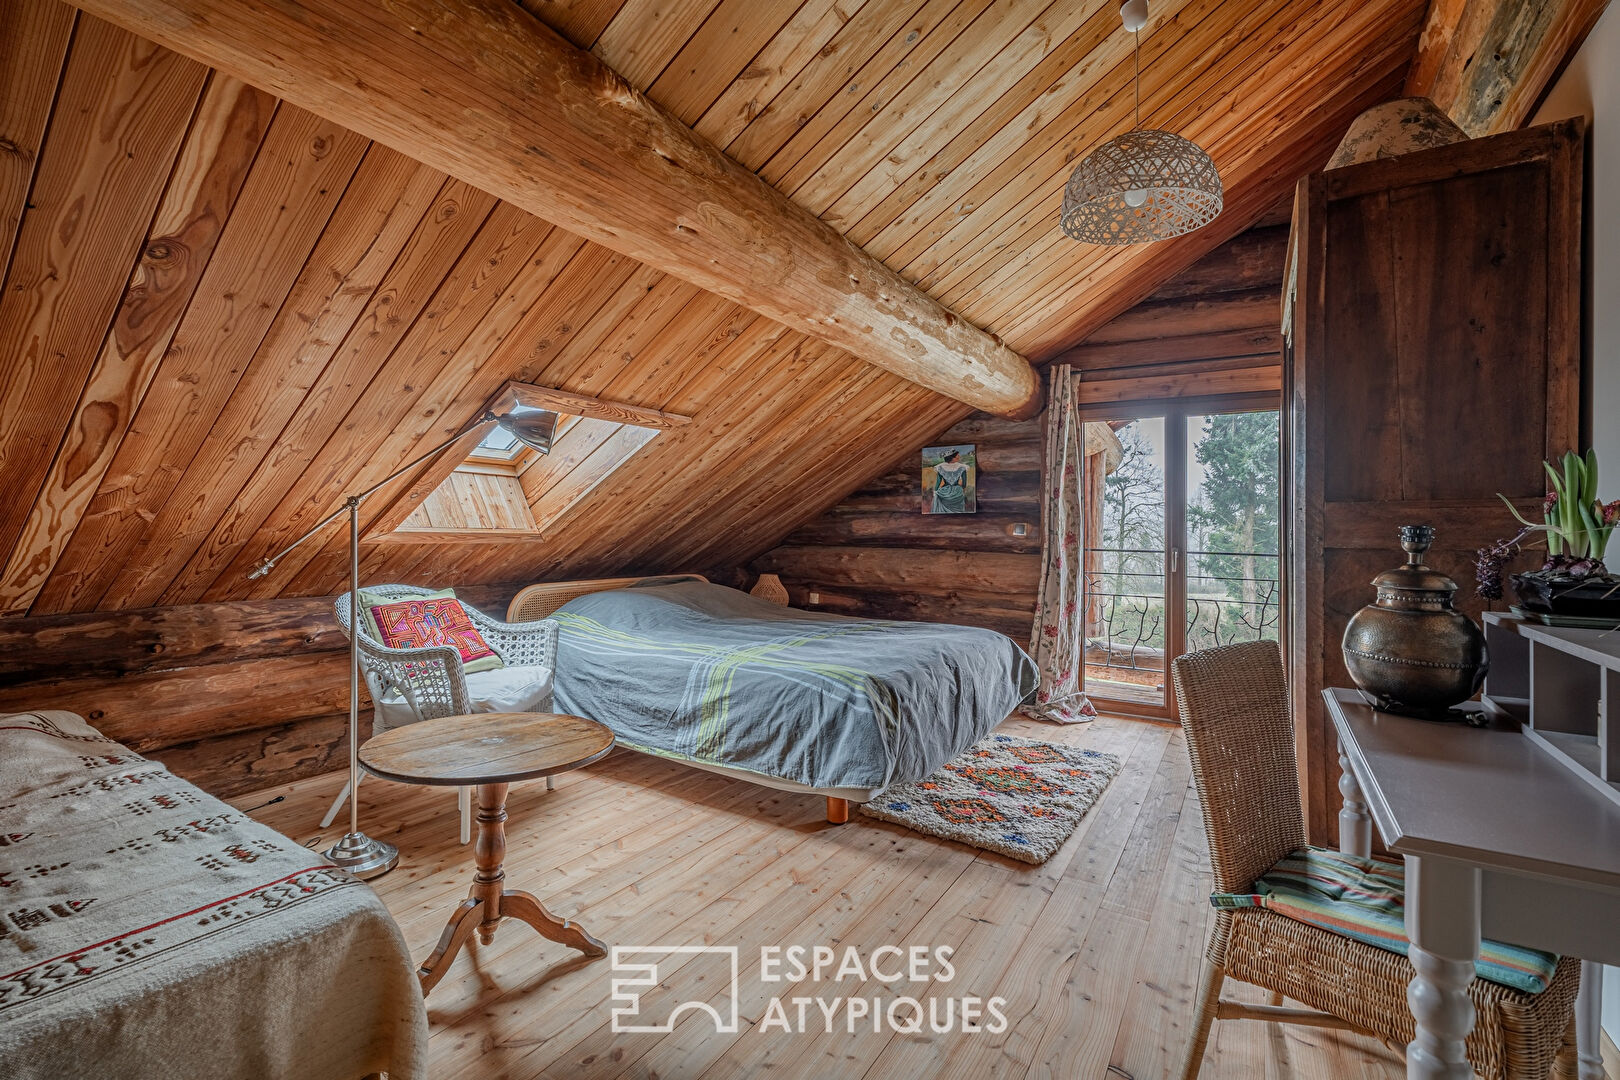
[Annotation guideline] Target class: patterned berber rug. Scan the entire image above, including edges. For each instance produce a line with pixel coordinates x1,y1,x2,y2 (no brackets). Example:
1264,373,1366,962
858,733,1123,865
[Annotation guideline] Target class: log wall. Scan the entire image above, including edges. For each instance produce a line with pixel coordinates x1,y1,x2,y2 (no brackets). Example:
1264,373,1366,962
0,583,521,798
753,223,1288,638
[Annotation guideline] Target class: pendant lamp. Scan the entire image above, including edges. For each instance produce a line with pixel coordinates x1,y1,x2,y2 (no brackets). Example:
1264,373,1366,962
1061,0,1223,245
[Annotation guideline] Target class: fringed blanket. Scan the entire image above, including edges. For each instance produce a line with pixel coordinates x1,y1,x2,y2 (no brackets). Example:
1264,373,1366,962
0,711,426,1080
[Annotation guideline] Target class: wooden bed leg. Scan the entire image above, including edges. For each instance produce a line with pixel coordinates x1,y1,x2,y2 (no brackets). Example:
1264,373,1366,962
826,797,850,824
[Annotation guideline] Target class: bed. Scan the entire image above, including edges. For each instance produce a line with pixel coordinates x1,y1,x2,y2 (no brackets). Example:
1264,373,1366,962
0,710,426,1080
507,577,1038,822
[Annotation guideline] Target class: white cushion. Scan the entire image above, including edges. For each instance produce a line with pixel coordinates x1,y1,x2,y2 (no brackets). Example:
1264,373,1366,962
372,665,554,732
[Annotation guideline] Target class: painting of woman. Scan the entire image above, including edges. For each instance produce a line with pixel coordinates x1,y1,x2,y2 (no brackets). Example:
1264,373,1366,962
922,444,976,514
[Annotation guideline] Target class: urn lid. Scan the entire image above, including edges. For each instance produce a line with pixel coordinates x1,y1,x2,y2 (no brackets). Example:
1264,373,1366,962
1371,525,1459,601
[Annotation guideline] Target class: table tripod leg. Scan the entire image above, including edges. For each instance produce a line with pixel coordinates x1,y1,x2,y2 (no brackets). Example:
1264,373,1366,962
418,897,484,995
502,889,607,957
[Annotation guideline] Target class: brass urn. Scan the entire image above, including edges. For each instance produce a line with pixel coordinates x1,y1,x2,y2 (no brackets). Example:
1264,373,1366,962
1341,525,1489,717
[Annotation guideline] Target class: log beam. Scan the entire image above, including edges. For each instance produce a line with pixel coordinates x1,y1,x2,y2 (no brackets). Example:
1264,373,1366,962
1407,0,1610,135
73,0,1044,419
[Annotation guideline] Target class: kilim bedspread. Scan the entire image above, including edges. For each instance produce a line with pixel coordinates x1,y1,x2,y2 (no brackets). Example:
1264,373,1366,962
0,710,426,1080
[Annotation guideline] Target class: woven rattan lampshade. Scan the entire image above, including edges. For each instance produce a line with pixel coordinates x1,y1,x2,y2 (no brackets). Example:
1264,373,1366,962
1061,129,1223,244
1060,0,1223,245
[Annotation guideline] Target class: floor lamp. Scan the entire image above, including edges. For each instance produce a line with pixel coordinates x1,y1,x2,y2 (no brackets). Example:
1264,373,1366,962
247,407,557,879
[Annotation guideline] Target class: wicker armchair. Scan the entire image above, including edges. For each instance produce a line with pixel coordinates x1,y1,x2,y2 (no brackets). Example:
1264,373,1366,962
321,585,561,842
1171,641,1579,1080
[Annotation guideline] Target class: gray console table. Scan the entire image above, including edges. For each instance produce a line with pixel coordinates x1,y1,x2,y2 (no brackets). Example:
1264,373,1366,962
1326,687,1620,1080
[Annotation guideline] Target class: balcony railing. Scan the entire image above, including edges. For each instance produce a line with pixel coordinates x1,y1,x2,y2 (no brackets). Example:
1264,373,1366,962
1082,547,1280,704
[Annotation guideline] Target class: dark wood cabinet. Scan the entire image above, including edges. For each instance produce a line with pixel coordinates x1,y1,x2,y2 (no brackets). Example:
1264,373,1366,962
1286,118,1585,844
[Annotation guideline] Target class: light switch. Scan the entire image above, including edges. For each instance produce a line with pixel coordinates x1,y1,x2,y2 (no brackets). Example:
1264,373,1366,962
808,591,821,604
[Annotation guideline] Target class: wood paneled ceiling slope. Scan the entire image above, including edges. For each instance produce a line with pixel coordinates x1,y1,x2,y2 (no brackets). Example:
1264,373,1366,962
0,0,1500,614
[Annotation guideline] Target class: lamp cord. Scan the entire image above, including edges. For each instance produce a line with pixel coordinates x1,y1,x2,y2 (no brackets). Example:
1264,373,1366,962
1133,28,1140,130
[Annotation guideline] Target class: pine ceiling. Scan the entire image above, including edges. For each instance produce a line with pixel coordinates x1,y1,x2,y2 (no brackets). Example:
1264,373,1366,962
0,0,1425,614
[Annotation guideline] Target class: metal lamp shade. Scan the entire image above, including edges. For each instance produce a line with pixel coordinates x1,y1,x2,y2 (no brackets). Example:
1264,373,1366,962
495,409,558,454
1060,129,1223,245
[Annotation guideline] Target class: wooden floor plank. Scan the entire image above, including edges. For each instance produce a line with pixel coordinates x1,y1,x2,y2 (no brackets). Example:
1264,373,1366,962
238,714,1405,1079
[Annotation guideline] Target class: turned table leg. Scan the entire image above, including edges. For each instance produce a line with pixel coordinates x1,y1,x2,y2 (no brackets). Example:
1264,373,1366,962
416,781,605,996
1405,854,1480,1080
1577,961,1604,1080
1338,740,1372,858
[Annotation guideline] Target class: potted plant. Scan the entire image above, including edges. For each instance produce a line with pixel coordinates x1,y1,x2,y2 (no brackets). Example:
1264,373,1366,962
1475,449,1620,622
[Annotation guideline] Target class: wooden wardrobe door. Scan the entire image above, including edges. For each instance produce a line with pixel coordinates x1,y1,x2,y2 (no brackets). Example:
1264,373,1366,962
1288,118,1584,844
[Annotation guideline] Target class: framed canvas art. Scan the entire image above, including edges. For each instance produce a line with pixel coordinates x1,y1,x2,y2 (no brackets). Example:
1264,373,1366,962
922,444,976,514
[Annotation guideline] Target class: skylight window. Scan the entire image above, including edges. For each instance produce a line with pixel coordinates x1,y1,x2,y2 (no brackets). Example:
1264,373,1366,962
381,382,690,542
468,424,525,462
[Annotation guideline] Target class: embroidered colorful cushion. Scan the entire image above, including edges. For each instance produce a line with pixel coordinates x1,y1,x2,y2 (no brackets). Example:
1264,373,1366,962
1211,846,1558,994
369,596,503,674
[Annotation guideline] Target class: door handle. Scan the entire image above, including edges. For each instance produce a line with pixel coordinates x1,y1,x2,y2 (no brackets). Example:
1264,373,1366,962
1171,548,1179,573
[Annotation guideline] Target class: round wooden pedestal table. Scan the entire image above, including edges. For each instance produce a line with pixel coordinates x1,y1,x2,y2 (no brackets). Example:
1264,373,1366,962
357,711,615,995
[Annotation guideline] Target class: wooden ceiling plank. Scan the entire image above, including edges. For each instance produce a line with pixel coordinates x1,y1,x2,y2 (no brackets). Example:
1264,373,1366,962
516,0,631,50
947,0,1411,335
762,0,1001,193
834,0,1132,245
0,75,275,617
792,0,1096,218
531,423,660,533
646,0,810,126
524,333,836,572
576,349,889,568
533,265,692,393
992,14,1418,351
595,293,756,406
80,0,1043,418
914,0,1307,311
648,365,915,566
159,178,499,606
591,0,726,91
0,18,208,604
554,278,711,398
0,0,76,280
692,387,970,569
870,0,1234,284
692,0,871,151
937,0,1353,326
205,201,548,601
253,210,567,596
32,104,370,615
301,231,634,573
518,420,625,508
105,148,448,611
1009,69,1404,356
720,0,933,166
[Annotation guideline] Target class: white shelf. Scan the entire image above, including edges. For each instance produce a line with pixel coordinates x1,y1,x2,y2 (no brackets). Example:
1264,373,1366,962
1484,613,1620,810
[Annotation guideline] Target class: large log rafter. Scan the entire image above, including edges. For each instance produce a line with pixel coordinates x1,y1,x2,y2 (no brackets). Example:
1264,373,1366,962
1406,0,1610,135
73,0,1044,419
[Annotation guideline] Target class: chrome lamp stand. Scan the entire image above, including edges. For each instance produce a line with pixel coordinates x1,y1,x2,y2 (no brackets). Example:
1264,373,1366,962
246,408,556,880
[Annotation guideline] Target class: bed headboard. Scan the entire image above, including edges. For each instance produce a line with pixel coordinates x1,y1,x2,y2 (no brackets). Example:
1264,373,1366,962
505,575,710,622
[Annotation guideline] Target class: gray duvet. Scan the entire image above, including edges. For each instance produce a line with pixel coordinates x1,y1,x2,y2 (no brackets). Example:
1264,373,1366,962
550,580,1038,794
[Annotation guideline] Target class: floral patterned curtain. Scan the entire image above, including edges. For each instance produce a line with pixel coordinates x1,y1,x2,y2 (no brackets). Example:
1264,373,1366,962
1020,365,1097,724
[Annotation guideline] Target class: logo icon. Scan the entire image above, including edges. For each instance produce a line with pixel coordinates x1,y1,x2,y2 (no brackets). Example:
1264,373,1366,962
610,945,740,1033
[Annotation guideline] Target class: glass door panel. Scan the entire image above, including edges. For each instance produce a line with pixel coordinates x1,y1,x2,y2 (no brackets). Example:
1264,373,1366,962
1184,410,1282,652
1081,416,1167,709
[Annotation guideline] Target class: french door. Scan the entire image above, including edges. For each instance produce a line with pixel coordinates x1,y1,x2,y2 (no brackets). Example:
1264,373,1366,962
1077,394,1281,719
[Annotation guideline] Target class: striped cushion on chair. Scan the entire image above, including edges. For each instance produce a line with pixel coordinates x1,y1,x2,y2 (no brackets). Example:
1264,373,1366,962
1211,846,1558,994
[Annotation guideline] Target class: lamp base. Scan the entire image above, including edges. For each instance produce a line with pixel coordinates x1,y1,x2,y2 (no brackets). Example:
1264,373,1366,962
324,830,399,879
